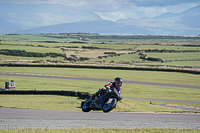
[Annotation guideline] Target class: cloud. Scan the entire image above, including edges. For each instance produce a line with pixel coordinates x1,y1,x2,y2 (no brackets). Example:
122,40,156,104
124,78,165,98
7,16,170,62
128,0,200,7
47,0,200,21
1,0,200,8
0,0,46,4
94,2,200,21
1,0,200,21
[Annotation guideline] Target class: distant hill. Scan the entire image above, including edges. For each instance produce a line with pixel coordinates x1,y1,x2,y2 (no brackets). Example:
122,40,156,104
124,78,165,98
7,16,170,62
14,20,151,35
1,3,200,35
179,5,200,28
0,18,21,34
116,5,200,35
154,5,200,28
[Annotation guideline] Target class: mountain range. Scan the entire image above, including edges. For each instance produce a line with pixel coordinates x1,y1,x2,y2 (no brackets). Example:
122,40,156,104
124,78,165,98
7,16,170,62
0,4,199,35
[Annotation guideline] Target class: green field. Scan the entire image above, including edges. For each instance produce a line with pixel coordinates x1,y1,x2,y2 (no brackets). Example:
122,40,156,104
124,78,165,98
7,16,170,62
0,67,200,112
145,52,200,61
0,34,76,42
1,34,200,69
136,60,200,67
136,44,200,51
2,34,200,42
0,45,63,54
0,34,200,113
1,40,89,47
91,43,138,49
1,67,200,85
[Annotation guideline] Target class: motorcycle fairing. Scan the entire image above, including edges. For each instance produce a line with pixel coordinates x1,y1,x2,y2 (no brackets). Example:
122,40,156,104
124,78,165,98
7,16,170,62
96,92,117,109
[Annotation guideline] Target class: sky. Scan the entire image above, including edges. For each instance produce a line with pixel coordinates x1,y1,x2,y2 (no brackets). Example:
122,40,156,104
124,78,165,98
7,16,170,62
1,0,200,21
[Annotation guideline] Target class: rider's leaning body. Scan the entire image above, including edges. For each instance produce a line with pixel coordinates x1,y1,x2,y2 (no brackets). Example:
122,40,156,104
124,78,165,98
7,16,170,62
91,77,123,100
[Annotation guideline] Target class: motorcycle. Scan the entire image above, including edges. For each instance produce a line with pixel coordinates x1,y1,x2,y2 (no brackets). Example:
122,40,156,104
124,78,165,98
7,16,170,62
82,87,122,113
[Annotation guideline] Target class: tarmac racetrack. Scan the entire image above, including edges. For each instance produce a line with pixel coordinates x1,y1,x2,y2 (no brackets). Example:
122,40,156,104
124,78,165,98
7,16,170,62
0,108,200,129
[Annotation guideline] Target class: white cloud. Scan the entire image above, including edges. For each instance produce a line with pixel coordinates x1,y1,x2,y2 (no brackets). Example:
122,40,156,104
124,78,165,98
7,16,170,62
93,2,200,21
1,0,200,21
62,0,200,21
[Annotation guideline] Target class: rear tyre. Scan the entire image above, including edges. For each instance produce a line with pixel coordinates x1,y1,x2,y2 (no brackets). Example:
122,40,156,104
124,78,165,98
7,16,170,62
82,99,92,112
103,98,117,113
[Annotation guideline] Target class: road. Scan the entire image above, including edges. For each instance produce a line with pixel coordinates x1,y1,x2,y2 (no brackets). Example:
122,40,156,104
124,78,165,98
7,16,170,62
0,108,200,129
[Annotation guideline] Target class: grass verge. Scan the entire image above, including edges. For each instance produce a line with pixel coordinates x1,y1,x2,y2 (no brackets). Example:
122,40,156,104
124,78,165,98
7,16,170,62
0,75,200,101
1,67,200,85
0,95,183,112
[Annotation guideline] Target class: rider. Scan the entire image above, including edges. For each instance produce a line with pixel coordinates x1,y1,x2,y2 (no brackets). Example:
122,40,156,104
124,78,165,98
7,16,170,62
105,77,123,94
91,77,123,100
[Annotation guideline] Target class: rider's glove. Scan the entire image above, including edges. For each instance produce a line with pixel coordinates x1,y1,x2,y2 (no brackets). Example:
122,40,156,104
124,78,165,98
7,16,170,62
105,85,110,89
119,94,123,100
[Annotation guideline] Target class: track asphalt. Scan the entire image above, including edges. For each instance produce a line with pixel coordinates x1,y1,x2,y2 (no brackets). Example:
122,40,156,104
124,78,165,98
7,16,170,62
0,108,200,129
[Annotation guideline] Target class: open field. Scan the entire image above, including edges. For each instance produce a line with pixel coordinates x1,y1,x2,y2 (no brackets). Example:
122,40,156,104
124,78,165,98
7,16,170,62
0,54,65,62
91,43,138,49
0,34,200,72
1,67,199,85
2,34,200,43
63,48,133,59
136,60,200,67
144,52,200,61
0,34,200,113
0,45,63,54
136,44,200,51
1,41,89,47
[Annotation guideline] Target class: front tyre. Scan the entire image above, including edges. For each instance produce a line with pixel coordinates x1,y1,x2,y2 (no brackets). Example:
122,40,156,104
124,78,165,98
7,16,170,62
82,99,92,112
103,98,117,113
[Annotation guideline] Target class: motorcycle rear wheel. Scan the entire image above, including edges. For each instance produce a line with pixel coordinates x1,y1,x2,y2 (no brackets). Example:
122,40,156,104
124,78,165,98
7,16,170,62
82,99,92,112
103,98,117,113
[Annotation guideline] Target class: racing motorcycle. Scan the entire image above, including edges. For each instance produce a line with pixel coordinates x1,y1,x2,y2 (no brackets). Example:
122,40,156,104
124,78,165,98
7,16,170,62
82,87,122,113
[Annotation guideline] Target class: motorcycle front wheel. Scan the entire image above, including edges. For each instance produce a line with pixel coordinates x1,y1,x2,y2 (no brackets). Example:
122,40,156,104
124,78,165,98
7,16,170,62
82,99,92,112
103,98,117,113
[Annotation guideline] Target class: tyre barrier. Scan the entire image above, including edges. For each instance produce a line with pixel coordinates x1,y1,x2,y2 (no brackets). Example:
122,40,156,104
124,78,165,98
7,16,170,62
0,90,91,99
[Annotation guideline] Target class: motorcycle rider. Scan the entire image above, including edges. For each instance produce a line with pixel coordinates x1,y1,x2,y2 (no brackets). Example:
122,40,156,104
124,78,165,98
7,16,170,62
105,77,123,94
91,77,123,101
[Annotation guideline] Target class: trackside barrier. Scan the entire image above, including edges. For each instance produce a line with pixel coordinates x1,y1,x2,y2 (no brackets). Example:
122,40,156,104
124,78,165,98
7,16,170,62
0,90,91,99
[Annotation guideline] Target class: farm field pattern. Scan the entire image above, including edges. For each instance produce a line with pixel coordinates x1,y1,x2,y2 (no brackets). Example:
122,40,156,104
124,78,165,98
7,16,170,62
0,34,200,70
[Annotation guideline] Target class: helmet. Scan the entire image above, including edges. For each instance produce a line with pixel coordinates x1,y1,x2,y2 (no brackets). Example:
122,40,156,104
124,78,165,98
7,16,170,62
114,77,123,87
